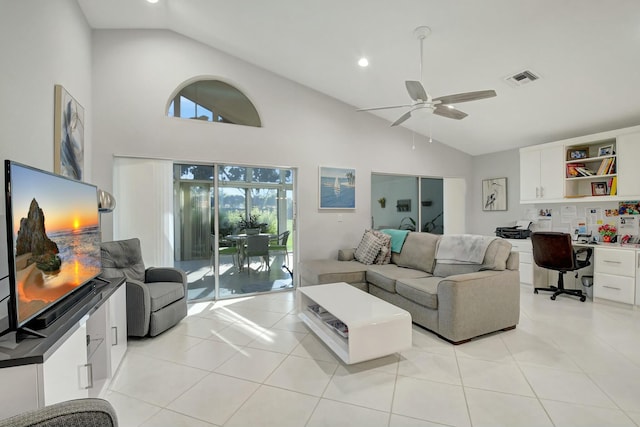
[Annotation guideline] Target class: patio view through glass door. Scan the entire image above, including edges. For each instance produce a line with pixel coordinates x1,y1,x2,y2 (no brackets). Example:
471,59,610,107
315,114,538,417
174,163,294,301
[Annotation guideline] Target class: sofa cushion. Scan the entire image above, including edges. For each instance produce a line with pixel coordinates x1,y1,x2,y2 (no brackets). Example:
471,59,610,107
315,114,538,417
354,231,383,265
391,232,441,274
371,230,392,264
481,238,512,271
432,238,513,277
433,262,481,277
396,277,441,310
299,260,367,285
366,264,431,293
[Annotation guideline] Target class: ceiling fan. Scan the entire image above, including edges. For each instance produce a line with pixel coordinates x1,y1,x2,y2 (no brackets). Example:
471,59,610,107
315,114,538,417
357,26,496,127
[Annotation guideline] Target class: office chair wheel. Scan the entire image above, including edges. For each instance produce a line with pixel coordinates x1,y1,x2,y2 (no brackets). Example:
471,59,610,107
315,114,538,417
580,295,586,302
550,295,556,300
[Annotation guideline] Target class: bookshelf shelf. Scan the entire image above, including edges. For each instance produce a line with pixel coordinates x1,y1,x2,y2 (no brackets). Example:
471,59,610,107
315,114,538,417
565,141,617,197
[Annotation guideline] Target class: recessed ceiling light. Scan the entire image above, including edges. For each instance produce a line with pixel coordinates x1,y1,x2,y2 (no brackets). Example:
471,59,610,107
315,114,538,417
358,57,369,67
147,0,159,4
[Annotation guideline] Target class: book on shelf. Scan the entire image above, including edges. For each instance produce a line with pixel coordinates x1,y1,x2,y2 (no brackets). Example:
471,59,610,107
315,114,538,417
574,167,594,176
566,163,584,177
596,158,609,175
609,176,617,195
607,157,616,174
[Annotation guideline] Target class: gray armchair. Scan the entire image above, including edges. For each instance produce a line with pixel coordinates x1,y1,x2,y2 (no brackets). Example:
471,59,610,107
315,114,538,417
100,238,187,337
0,398,117,427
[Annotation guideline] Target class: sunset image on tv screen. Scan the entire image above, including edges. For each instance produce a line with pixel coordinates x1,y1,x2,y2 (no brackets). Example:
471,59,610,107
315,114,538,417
9,164,101,325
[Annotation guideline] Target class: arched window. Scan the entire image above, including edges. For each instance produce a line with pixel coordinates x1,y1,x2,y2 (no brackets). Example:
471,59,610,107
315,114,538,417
167,79,261,127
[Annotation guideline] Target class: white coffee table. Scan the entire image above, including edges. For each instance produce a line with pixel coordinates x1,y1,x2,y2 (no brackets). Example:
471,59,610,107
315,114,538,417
297,282,412,364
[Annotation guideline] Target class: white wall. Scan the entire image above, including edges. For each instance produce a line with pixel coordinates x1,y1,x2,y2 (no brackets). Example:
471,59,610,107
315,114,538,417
0,0,92,330
91,29,473,262
469,148,524,236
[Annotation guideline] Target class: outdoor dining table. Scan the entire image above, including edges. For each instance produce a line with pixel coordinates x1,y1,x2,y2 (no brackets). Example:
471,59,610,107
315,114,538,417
226,233,278,271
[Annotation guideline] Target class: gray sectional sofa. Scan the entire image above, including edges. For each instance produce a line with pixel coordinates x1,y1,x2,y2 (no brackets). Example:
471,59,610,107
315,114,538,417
299,232,520,344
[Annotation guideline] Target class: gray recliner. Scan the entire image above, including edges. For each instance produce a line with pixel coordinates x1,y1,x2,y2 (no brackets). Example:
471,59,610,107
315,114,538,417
0,398,117,427
100,238,187,337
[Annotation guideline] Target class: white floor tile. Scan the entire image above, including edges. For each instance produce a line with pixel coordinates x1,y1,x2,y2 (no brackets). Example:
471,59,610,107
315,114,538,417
272,313,310,333
521,365,617,408
323,365,397,411
291,333,341,363
465,388,553,427
265,354,337,396
109,289,640,427
306,399,389,427
458,357,534,396
104,390,161,427
164,338,239,371
140,409,219,427
397,349,461,385
389,414,449,427
209,322,266,346
393,376,470,427
248,328,307,354
167,372,259,425
169,315,233,339
109,352,208,407
214,346,287,382
224,385,318,427
542,399,637,427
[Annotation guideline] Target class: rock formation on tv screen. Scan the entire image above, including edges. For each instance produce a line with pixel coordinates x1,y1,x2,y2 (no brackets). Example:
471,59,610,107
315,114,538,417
15,198,61,271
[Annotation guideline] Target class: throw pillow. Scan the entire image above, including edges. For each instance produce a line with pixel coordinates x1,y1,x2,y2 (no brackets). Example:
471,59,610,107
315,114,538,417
371,230,392,264
354,231,383,265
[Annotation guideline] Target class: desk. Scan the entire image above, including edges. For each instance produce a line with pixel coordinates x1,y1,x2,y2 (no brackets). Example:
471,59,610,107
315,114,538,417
507,238,640,306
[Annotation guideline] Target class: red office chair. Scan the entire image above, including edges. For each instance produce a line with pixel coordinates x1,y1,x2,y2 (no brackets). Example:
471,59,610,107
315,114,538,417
531,232,593,302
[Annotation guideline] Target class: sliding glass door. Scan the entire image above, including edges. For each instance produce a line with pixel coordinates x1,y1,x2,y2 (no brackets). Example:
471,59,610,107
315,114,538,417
174,163,295,301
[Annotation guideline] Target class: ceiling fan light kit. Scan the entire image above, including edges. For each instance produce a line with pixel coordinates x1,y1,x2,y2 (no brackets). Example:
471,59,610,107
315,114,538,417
357,25,496,127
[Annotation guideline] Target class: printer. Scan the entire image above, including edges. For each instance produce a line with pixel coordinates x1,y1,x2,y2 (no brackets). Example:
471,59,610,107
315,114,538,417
495,220,532,239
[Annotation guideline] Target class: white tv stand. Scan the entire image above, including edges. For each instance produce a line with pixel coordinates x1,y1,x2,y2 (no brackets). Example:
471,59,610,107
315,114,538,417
0,277,126,419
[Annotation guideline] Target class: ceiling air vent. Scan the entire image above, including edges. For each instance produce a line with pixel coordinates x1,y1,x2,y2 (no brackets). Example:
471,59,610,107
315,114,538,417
504,70,540,87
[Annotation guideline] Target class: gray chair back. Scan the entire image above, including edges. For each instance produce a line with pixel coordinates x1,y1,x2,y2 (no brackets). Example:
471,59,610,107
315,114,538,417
246,235,269,256
100,238,146,282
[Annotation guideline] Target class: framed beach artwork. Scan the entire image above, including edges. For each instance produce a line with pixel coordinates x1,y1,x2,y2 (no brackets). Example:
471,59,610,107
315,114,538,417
54,84,85,180
319,166,356,209
482,177,507,211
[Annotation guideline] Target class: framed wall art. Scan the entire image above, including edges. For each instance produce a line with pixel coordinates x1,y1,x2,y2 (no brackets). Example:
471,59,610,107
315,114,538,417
482,177,507,211
319,166,355,209
54,84,85,180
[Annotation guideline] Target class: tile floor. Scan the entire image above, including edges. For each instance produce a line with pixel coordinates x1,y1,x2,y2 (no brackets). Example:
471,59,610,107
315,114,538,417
106,285,640,427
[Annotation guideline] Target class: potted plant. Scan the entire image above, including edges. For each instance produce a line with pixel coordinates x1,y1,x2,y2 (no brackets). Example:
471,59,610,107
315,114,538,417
239,214,263,235
598,223,617,243
378,197,386,208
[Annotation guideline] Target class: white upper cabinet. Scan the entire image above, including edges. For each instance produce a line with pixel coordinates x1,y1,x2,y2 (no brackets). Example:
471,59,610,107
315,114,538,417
520,125,640,204
616,132,640,197
520,145,564,203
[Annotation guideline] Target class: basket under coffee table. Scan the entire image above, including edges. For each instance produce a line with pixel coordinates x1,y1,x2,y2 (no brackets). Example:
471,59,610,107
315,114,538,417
297,282,412,364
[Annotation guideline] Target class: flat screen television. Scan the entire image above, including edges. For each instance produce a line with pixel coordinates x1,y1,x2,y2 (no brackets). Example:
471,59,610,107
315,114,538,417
4,160,102,333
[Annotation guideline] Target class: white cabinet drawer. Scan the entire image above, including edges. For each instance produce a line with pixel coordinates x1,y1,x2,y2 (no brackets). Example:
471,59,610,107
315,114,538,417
506,239,532,253
594,248,635,276
519,252,533,264
520,262,533,285
594,273,635,304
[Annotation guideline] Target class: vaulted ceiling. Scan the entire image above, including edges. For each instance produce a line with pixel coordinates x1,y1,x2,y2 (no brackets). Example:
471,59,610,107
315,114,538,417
78,0,640,155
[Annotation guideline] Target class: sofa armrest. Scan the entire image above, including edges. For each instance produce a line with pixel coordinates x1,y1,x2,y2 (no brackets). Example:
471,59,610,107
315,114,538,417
145,267,188,292
125,279,151,337
437,270,520,343
338,248,356,261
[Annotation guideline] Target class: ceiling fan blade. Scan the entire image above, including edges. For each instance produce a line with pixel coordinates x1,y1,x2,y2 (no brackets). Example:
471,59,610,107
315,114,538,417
405,81,428,102
433,90,496,105
356,104,412,112
434,105,468,120
391,111,412,127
